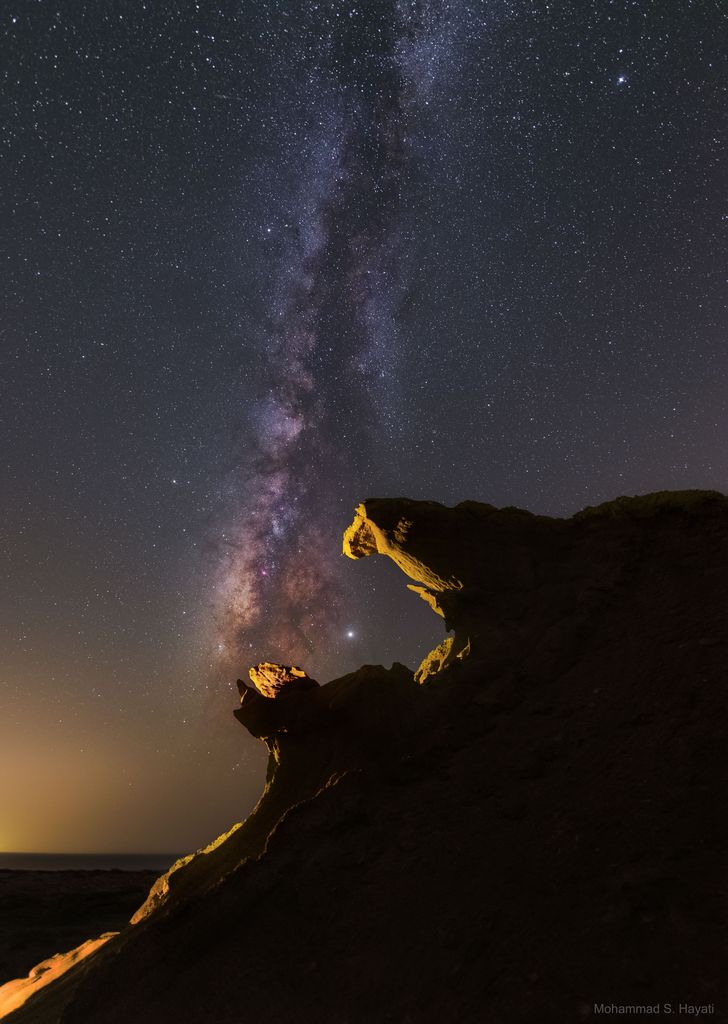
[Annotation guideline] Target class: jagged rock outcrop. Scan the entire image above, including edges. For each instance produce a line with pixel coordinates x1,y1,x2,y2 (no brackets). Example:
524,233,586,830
7,491,728,1024
246,662,319,699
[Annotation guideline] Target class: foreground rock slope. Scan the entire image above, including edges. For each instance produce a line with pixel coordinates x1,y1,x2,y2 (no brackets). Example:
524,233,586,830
8,491,728,1023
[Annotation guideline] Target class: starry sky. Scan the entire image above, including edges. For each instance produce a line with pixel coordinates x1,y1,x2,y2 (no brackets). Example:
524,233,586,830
2,0,727,854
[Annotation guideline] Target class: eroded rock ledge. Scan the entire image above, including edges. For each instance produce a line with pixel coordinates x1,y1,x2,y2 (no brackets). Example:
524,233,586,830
343,491,728,684
9,490,728,1024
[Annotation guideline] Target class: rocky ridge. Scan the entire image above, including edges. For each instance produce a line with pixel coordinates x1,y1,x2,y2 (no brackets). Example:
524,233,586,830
6,491,728,1023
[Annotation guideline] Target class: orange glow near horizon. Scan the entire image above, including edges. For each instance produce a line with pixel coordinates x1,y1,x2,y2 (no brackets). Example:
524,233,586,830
0,669,267,854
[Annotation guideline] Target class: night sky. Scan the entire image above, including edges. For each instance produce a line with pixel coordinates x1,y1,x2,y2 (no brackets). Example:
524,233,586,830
2,1,727,853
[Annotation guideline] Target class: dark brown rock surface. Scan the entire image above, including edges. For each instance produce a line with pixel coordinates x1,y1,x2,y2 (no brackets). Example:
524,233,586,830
9,491,728,1023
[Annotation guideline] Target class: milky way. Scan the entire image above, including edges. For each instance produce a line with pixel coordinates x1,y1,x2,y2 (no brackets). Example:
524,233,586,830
213,3,497,678
5,0,728,850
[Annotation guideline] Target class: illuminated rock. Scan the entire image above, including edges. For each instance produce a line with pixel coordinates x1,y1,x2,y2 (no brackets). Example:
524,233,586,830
247,662,319,698
0,933,115,1020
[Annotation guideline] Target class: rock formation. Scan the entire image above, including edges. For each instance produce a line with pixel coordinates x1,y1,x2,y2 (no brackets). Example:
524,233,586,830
6,491,728,1023
246,662,319,699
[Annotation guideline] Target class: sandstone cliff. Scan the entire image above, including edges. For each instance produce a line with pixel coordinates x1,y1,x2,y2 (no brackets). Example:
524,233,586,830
6,491,728,1023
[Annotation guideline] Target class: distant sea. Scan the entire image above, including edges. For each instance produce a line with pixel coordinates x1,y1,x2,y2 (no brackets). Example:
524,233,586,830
0,853,182,871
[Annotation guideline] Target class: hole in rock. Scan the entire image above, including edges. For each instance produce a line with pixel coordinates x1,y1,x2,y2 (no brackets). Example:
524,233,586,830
339,547,450,679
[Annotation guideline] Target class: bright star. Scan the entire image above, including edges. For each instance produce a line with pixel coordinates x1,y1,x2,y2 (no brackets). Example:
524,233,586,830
617,75,627,85
346,629,355,639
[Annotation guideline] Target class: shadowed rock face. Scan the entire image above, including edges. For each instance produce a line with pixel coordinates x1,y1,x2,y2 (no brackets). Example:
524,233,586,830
9,490,728,1024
